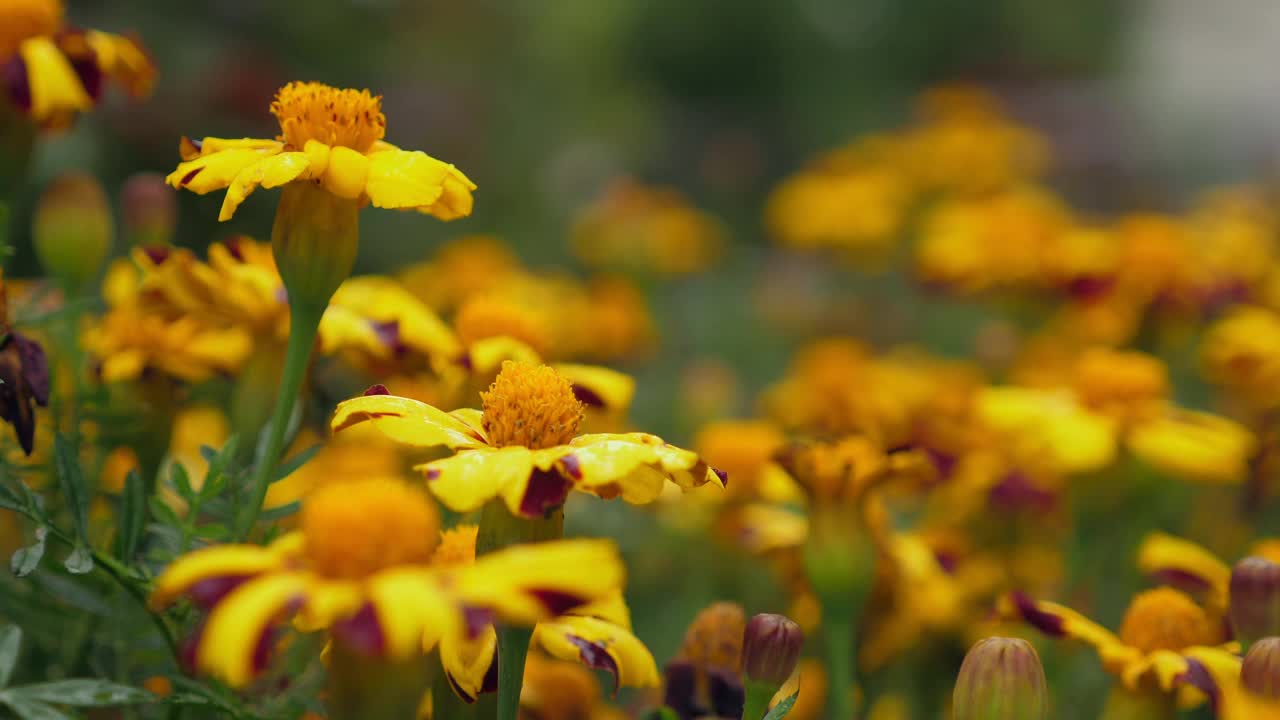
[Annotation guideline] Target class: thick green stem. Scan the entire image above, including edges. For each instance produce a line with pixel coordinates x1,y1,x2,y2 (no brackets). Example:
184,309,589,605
476,500,565,720
742,680,777,720
822,611,855,720
235,302,322,538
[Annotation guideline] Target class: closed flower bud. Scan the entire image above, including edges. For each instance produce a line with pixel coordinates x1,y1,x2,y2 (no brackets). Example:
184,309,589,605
953,637,1049,720
271,180,359,314
742,613,804,687
33,172,112,292
120,172,177,247
1243,637,1280,698
1230,557,1280,648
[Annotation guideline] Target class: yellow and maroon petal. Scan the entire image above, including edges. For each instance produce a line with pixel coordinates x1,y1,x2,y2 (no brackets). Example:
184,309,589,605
418,446,538,515
11,35,93,126
331,392,487,450
999,592,1129,660
439,625,497,702
167,147,284,196
150,544,287,610
534,614,660,691
553,364,636,412
218,151,314,221
196,572,309,687
456,539,624,626
83,30,154,97
349,569,458,659
1136,533,1231,611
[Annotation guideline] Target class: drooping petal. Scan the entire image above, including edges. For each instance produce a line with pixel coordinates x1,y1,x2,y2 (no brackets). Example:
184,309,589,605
330,393,487,450
1136,533,1231,612
150,544,287,609
365,568,459,659
422,166,478,220
196,572,308,687
218,151,313,221
457,540,624,626
365,150,476,219
999,592,1132,667
554,363,636,412
179,136,283,160
439,625,497,702
82,30,154,97
419,446,536,514
535,614,660,691
16,36,92,126
467,336,541,376
167,147,284,196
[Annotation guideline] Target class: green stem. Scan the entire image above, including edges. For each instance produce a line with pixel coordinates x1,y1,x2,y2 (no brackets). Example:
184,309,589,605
822,611,855,720
742,680,777,720
235,302,322,538
430,664,477,720
326,641,430,720
475,500,565,720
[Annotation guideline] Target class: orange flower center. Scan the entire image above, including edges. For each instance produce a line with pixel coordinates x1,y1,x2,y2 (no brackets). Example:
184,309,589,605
1117,587,1217,654
455,295,550,357
270,81,386,153
301,478,438,579
431,525,478,568
481,361,583,449
0,0,61,59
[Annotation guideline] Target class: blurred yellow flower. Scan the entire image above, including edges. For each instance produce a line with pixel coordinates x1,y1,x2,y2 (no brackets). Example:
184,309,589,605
572,179,725,276
1202,305,1280,414
166,81,474,222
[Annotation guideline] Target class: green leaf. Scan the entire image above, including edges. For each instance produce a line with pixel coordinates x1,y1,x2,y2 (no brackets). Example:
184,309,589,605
10,527,46,577
0,695,71,720
0,483,25,514
272,443,322,482
53,435,89,545
115,468,146,562
258,501,300,522
10,679,154,706
0,626,22,687
762,690,799,720
148,497,181,528
63,545,93,575
170,462,194,501
201,436,239,490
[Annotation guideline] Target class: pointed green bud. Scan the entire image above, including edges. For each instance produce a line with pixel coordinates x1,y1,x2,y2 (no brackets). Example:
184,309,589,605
1243,637,1280,699
1230,557,1280,649
953,637,1049,720
120,172,177,247
33,172,112,292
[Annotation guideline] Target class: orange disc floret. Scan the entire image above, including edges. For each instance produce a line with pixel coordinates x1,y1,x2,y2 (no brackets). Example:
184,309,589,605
432,525,479,568
1117,587,1218,654
0,0,62,58
301,478,438,579
270,81,386,152
481,361,583,449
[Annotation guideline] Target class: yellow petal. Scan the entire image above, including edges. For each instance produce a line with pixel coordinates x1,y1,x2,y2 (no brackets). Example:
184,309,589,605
468,336,541,376
83,30,155,97
999,593,1129,664
330,393,487,450
294,579,363,633
365,150,475,216
457,539,623,626
218,152,313,221
439,625,497,702
975,386,1118,474
167,147,283,195
553,364,636,412
419,447,535,514
366,569,459,659
731,504,809,554
534,614,660,690
1128,409,1256,484
150,544,285,609
180,136,283,160
17,36,92,125
1136,533,1231,612
197,572,309,687
324,146,371,200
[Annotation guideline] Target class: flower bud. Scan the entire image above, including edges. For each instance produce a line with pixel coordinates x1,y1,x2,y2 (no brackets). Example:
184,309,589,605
33,172,112,292
1230,557,1280,648
953,637,1049,720
742,613,804,687
120,172,177,247
271,180,358,315
1243,637,1280,698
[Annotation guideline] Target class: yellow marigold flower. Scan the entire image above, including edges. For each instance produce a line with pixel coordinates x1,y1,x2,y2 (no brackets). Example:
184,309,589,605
1202,305,1280,413
398,235,521,312
1136,533,1231,615
0,0,153,128
264,424,404,509
1002,588,1235,707
150,478,624,687
165,81,475,222
571,179,725,276
83,260,252,383
332,361,722,517
974,386,1118,475
1178,646,1280,720
1127,408,1255,485
455,294,551,358
519,656,629,720
694,420,794,503
319,275,461,375
1071,347,1169,424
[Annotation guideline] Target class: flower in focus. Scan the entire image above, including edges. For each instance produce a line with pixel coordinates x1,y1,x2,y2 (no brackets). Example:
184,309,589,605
0,0,154,128
166,81,475,222
149,478,624,686
571,179,725,277
331,361,723,518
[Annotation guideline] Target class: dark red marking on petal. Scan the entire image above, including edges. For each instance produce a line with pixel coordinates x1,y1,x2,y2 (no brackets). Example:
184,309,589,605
518,468,572,518
371,320,406,355
456,351,473,371
1,56,31,113
1009,591,1066,637
571,384,605,408
362,384,390,396
1178,657,1219,713
527,589,586,617
462,606,494,640
568,635,621,694
13,335,49,407
933,548,959,574
180,618,207,674
1149,568,1213,595
187,575,250,610
481,657,498,694
179,167,202,186
559,454,583,481
446,671,479,703
331,603,385,657
1065,275,1115,301
141,245,170,265
987,471,1057,515
662,660,700,719
713,467,729,486
251,625,277,676
424,467,442,481
926,447,958,479
223,236,246,262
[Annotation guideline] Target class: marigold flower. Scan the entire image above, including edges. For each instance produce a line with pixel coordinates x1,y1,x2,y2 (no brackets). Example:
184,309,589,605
571,179,725,276
149,478,624,687
0,0,154,128
1202,306,1280,413
519,656,629,720
331,361,723,518
166,81,474,223
663,603,747,720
